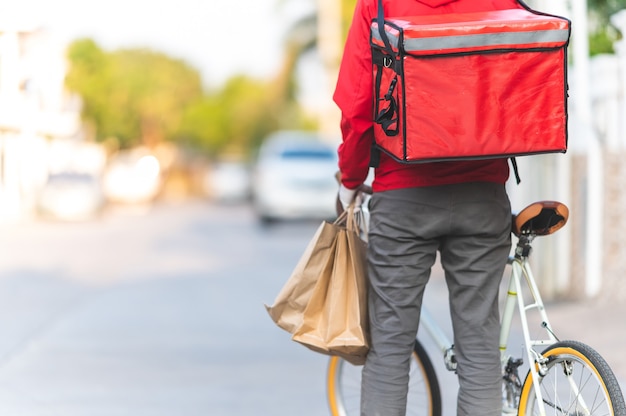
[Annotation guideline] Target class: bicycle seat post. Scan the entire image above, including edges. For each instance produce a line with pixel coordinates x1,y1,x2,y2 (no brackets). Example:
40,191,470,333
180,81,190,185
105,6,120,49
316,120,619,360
514,234,534,259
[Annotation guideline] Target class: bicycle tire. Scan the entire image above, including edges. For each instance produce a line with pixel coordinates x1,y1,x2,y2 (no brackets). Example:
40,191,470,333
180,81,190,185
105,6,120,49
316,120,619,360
327,339,442,416
518,340,626,415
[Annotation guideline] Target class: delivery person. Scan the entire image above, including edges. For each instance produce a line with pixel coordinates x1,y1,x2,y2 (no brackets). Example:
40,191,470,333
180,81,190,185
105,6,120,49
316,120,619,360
334,0,520,414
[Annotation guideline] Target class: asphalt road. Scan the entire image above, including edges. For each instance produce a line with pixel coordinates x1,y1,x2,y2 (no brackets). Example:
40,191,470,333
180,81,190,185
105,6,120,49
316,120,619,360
0,200,623,416
0,201,332,416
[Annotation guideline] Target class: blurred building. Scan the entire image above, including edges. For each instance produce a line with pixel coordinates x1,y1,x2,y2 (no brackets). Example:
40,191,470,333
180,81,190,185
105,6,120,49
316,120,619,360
0,21,97,224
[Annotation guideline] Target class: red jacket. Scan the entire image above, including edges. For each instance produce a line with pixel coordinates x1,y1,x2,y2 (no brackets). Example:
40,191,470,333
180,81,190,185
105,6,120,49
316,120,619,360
334,0,520,192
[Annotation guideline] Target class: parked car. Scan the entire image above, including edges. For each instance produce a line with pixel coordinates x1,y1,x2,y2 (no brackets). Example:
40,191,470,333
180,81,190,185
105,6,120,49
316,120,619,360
37,172,105,221
102,149,162,204
205,160,251,203
252,131,339,223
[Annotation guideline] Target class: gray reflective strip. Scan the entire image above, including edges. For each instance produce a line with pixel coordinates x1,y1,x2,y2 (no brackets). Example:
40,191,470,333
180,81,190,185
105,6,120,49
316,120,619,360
372,28,401,49
372,27,569,52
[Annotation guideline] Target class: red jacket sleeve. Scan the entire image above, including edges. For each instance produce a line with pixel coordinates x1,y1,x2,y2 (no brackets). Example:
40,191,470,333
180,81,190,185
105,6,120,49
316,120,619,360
333,0,375,190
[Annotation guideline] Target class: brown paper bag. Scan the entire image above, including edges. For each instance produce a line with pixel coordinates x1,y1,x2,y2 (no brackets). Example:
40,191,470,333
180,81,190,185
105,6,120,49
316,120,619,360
265,216,344,334
291,209,369,365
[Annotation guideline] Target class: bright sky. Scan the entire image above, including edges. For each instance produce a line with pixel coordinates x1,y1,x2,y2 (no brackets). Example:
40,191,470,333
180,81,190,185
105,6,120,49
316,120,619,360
0,0,313,88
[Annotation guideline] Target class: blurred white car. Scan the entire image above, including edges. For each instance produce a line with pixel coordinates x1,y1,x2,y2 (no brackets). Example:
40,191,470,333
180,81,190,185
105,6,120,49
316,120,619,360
252,131,339,223
103,149,162,204
37,172,105,221
205,161,251,203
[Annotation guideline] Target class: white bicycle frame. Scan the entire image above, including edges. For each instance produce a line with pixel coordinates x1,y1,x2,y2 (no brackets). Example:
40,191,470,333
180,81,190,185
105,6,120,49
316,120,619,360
419,235,587,416
500,253,556,415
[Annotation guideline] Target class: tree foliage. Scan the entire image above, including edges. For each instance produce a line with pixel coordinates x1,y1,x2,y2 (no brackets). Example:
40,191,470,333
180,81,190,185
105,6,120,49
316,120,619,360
66,39,203,148
65,39,111,141
178,76,279,155
108,48,203,147
65,38,314,157
587,0,626,55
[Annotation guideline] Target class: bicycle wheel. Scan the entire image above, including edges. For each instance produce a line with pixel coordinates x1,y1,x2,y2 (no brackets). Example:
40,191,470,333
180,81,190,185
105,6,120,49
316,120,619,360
327,340,442,416
518,340,626,415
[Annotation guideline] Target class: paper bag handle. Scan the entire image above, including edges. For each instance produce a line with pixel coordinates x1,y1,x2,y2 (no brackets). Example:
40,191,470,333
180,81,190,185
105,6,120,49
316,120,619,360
334,201,361,234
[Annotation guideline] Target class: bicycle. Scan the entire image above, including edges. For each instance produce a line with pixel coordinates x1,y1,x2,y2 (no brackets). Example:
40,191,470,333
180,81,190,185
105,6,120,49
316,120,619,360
326,200,626,415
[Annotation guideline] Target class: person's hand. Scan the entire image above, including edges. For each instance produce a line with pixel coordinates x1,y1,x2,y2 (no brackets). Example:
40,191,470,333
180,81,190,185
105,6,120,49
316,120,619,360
336,183,374,216
334,172,373,216
336,184,358,216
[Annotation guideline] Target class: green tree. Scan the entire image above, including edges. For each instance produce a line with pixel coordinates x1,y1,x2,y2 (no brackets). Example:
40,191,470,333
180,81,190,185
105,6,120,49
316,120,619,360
66,39,203,149
178,76,277,155
66,37,314,159
177,73,316,157
110,48,203,147
65,39,112,141
588,0,626,54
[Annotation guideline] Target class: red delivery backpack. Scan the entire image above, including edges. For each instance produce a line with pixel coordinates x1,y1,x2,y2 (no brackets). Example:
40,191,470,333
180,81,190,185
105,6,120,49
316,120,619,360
371,0,571,164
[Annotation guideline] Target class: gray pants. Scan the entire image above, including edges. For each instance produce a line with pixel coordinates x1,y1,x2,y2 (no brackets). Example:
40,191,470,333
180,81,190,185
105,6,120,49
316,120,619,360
361,182,512,416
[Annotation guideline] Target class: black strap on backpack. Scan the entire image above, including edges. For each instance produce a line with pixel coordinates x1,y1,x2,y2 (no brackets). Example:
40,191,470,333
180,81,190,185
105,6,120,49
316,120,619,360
376,0,393,53
373,0,400,137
